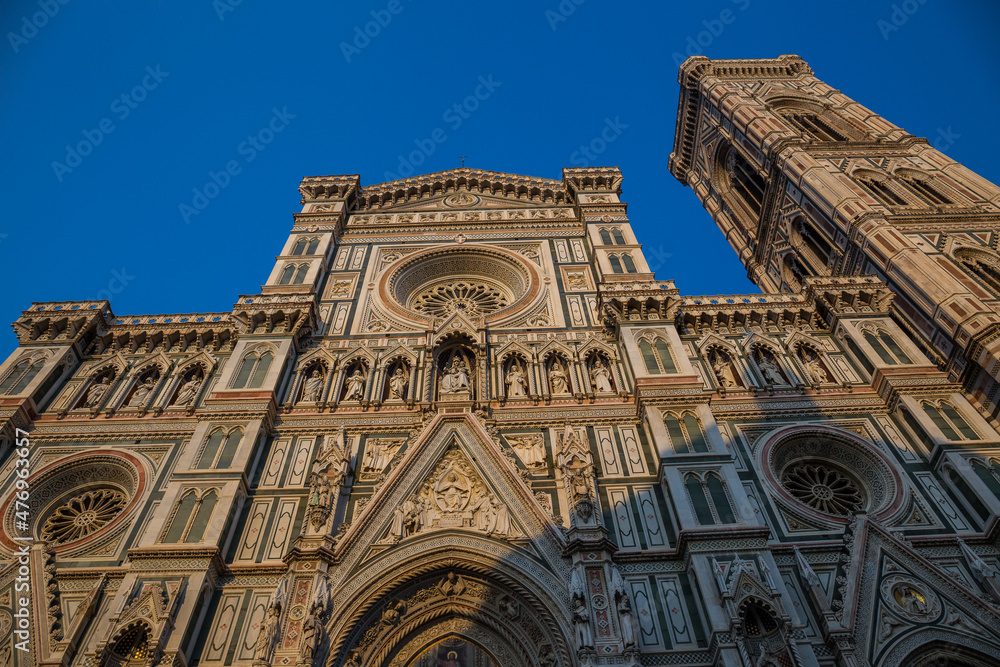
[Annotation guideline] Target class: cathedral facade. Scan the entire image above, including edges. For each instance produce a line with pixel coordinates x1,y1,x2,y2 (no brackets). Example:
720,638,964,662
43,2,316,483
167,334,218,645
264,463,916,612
1,55,1000,667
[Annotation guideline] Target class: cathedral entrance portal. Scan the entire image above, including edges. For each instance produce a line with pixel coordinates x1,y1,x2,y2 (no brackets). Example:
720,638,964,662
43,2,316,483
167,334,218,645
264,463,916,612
401,633,500,667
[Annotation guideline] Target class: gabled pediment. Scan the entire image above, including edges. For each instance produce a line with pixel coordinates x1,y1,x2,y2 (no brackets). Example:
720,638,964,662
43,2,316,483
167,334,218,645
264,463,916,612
836,515,1000,664
332,414,567,583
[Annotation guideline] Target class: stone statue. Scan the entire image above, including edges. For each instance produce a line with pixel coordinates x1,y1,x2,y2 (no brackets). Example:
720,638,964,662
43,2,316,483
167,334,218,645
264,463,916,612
438,571,466,597
591,358,614,393
898,586,928,614
711,352,738,388
388,366,408,400
486,494,511,536
618,592,637,648
505,362,527,397
85,376,111,407
174,374,202,405
572,591,593,648
441,357,471,394
254,603,281,663
128,376,155,407
801,350,829,384
756,349,785,385
511,435,545,467
298,602,323,665
344,369,366,401
301,369,323,402
343,650,362,667
549,360,569,395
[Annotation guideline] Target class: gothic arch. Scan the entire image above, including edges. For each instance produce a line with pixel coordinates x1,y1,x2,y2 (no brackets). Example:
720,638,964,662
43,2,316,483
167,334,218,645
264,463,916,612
953,245,1000,296
325,544,573,667
882,629,1000,666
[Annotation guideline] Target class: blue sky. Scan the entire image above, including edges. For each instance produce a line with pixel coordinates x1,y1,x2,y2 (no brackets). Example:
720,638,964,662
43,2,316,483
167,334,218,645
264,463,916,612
1,0,998,350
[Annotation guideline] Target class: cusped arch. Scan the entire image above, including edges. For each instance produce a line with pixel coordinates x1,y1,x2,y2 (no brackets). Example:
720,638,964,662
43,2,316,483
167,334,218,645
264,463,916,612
326,541,573,667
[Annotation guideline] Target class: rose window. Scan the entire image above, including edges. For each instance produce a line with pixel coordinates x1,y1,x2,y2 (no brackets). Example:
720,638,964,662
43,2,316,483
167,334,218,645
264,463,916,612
41,489,128,544
780,463,863,516
412,281,510,318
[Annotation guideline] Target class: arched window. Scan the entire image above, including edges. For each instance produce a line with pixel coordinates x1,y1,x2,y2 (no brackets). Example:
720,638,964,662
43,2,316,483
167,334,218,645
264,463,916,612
622,254,638,273
742,601,792,666
105,624,152,665
278,264,296,285
163,490,217,543
685,475,715,525
639,338,677,374
948,465,991,521
609,255,623,274
971,459,1000,501
664,413,709,453
685,473,735,525
600,229,613,245
0,357,45,395
922,401,978,440
791,216,834,274
955,250,1000,295
845,336,875,376
197,428,242,469
862,329,911,364
858,175,908,206
782,254,806,291
706,473,736,524
232,350,273,389
291,238,307,255
293,264,309,284
901,176,953,205
612,229,626,245
306,237,320,254
725,149,768,219
779,110,848,142
900,406,935,450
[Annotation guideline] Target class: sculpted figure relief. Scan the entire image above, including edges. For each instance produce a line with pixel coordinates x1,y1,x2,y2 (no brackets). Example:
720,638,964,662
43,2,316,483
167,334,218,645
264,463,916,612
388,366,408,400
128,375,156,407
85,376,111,407
549,359,570,395
298,602,323,665
509,434,546,467
800,348,829,384
174,373,202,406
711,351,738,388
756,348,785,385
441,357,471,394
301,369,324,403
254,603,281,664
505,361,527,398
590,358,614,393
344,368,366,400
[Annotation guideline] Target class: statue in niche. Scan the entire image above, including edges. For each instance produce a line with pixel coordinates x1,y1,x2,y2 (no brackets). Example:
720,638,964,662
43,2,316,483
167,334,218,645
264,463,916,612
174,372,202,406
755,348,785,385
128,374,156,407
590,358,614,393
896,585,928,615
611,567,638,650
344,368,366,400
799,347,829,384
438,571,467,597
388,366,408,400
711,351,738,388
548,359,570,395
85,376,111,407
254,602,282,664
301,368,324,403
571,569,593,649
505,360,528,398
298,602,324,666
441,356,471,394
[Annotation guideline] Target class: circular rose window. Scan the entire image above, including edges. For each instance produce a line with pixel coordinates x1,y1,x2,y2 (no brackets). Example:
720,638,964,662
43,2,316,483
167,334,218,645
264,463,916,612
41,488,129,544
760,428,904,522
378,245,540,324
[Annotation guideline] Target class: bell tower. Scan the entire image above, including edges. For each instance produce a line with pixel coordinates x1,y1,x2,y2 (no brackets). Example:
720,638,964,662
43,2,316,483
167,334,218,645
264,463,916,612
669,54,1000,419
